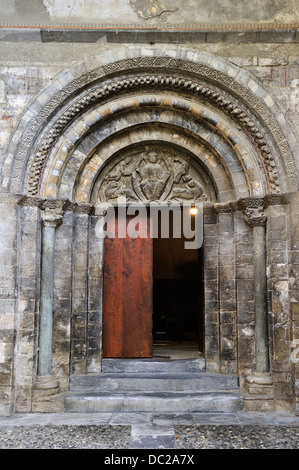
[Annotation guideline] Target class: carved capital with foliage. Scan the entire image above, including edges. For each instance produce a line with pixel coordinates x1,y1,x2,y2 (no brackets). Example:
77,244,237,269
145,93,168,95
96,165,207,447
41,199,69,228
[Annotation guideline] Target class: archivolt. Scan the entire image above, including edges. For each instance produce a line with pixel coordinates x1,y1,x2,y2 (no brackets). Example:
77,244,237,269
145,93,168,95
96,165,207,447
4,47,298,197
41,94,262,203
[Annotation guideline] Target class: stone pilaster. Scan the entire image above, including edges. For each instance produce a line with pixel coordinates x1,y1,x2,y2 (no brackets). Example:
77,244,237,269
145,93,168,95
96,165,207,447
203,206,220,372
235,210,255,375
71,204,93,374
216,204,237,374
88,205,104,372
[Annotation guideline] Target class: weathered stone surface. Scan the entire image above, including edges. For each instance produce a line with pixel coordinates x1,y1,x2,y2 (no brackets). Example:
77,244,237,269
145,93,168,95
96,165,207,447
0,0,298,25
0,6,298,416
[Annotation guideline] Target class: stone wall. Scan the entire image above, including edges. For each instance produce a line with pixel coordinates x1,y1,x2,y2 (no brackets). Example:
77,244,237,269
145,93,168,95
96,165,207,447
0,193,298,414
0,6,298,415
0,0,298,25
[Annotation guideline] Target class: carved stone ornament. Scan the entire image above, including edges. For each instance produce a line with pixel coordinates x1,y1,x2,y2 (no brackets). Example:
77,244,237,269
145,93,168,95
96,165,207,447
41,199,69,228
96,149,209,204
22,69,288,197
243,206,267,227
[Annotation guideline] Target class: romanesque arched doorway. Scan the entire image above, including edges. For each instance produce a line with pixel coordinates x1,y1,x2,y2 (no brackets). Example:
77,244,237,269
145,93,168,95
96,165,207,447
4,46,298,413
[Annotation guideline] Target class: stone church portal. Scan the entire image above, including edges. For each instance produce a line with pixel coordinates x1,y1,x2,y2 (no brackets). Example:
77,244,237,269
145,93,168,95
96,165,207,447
0,23,298,416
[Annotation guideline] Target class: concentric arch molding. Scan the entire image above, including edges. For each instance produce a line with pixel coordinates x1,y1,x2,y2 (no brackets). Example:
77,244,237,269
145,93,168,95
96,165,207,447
4,46,298,196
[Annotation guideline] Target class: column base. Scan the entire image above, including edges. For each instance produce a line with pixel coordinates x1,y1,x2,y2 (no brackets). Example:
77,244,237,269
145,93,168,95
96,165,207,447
243,372,275,411
32,375,65,412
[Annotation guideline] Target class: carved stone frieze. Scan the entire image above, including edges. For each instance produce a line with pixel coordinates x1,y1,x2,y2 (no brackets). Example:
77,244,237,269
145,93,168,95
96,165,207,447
72,203,95,215
238,196,266,210
23,191,288,228
264,193,288,206
213,203,233,213
18,195,44,207
96,148,209,204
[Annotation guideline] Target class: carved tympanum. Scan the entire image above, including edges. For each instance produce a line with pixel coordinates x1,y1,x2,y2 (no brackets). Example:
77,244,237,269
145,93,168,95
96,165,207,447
96,149,209,203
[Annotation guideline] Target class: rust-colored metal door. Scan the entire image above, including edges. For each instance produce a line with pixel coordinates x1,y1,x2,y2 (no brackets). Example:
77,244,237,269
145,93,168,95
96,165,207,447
102,213,153,358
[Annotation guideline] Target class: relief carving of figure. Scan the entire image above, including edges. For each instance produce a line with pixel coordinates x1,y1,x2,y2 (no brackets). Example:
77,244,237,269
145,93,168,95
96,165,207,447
97,150,208,203
171,177,205,201
135,151,171,201
103,157,139,201
171,159,207,201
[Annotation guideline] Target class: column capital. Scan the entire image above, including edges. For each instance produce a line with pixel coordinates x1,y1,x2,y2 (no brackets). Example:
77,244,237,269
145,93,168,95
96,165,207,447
238,197,267,227
40,199,69,228
243,206,267,227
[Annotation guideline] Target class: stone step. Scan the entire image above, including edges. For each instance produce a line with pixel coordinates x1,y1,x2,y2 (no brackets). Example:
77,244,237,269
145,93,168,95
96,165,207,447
69,372,239,392
101,358,206,374
65,391,244,413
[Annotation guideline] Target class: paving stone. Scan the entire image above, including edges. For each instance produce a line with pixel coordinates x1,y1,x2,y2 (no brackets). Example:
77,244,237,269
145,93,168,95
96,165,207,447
0,412,298,449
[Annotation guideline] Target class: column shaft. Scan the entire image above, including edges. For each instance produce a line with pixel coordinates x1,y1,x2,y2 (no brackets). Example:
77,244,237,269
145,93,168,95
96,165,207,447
37,200,67,376
253,224,270,372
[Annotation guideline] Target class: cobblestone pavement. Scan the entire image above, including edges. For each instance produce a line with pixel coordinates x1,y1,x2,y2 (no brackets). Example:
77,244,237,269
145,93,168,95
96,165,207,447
0,425,131,449
173,425,299,449
0,411,298,449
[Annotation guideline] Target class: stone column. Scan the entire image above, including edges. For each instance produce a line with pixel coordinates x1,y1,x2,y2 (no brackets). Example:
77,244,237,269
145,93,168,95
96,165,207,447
243,201,274,410
38,200,67,377
243,204,269,372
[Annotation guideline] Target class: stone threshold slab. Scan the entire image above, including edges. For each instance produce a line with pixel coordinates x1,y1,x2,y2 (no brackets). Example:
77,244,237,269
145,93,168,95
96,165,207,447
0,411,299,426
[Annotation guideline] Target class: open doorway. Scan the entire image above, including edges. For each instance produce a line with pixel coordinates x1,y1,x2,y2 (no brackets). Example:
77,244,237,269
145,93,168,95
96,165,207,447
153,208,204,359
102,206,203,359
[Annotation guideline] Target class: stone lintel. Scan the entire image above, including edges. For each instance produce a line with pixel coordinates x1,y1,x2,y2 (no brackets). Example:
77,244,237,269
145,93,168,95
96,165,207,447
0,25,297,45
